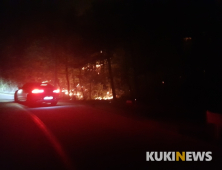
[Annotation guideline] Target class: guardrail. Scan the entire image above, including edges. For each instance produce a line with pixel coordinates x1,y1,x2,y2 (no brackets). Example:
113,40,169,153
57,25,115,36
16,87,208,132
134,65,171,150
206,110,222,140
0,92,14,95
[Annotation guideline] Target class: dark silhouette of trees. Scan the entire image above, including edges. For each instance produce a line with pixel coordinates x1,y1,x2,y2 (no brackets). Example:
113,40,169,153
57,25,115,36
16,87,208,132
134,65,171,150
0,0,222,105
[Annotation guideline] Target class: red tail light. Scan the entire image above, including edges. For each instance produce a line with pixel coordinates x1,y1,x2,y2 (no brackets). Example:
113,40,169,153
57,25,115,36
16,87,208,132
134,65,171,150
32,89,44,93
53,89,60,93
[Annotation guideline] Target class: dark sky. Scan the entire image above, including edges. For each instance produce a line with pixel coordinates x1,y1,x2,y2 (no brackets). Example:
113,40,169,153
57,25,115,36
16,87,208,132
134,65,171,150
0,0,221,105
0,0,221,63
0,0,219,38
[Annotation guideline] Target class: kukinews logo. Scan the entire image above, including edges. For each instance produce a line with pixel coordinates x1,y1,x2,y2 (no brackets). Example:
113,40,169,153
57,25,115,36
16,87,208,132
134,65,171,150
146,151,212,161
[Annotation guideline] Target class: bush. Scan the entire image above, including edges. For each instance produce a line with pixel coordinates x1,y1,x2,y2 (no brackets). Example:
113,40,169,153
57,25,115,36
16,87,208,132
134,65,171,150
0,78,18,93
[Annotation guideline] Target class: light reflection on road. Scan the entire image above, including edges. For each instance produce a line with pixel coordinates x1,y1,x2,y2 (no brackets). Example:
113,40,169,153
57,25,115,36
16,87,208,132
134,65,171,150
0,93,75,109
0,93,14,102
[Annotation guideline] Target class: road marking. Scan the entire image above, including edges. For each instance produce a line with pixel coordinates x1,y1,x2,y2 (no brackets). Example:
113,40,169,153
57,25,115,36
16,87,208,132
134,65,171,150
16,105,74,170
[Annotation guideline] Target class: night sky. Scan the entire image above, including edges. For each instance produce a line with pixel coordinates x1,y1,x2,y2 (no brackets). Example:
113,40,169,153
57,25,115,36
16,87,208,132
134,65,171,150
0,0,220,45
0,0,221,67
0,1,220,46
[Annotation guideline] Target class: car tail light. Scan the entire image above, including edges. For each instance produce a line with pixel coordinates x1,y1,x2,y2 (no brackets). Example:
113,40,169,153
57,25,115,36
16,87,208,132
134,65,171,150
32,89,44,93
53,89,60,93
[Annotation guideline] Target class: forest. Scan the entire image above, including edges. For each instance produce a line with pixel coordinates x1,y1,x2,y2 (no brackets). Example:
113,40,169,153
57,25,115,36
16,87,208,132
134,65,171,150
0,0,221,107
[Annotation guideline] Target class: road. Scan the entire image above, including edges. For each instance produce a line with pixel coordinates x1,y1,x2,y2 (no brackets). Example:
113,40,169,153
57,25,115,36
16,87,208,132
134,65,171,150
0,93,222,170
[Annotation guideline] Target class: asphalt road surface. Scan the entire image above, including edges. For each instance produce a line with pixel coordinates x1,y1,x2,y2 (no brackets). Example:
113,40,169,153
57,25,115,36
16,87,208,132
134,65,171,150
0,93,222,170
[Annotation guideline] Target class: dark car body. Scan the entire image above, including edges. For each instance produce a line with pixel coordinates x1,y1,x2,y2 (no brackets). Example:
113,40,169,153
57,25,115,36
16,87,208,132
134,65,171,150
14,82,60,105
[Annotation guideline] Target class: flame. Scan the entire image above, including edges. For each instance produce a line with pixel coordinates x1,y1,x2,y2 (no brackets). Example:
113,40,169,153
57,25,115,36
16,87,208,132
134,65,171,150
95,96,113,100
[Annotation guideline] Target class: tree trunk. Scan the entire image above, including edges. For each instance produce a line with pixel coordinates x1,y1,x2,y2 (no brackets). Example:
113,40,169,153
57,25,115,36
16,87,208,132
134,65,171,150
54,59,58,86
72,69,75,87
65,56,70,99
107,53,116,101
79,68,85,100
53,42,59,87
89,81,92,100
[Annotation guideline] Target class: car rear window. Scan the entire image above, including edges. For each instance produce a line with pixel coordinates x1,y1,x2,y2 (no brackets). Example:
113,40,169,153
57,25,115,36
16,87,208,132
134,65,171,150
40,83,53,88
23,83,54,89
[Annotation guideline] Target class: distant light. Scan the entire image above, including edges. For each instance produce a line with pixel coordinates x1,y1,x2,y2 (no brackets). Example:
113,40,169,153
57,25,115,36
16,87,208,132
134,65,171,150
98,72,99,75
184,37,192,41
18,89,22,94
100,51,102,53
82,67,84,70
135,99,136,101
107,92,109,94
162,81,164,84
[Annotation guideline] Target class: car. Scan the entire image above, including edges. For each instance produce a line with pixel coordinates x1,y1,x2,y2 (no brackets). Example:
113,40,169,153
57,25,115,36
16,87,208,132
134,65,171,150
14,82,60,106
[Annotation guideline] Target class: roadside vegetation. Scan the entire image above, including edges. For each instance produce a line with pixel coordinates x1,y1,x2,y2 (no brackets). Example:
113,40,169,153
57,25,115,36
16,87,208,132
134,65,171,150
0,78,17,93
